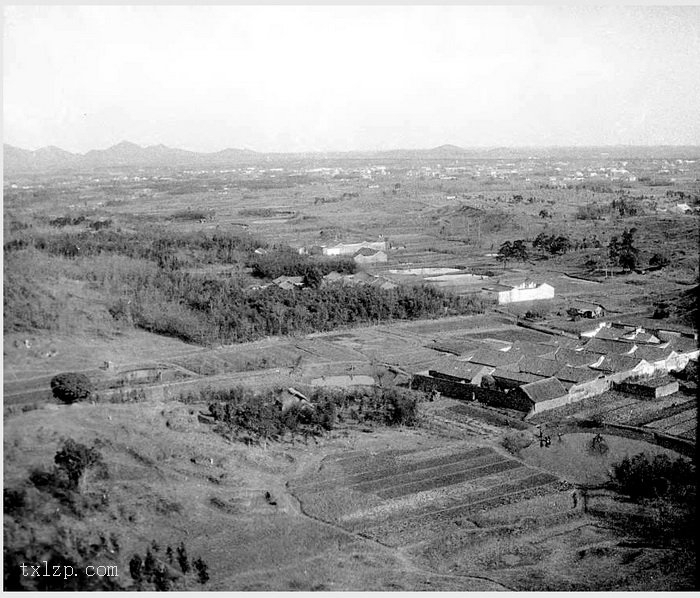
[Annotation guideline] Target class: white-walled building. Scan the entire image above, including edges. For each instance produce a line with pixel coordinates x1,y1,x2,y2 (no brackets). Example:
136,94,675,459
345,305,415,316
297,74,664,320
482,281,555,304
322,240,387,257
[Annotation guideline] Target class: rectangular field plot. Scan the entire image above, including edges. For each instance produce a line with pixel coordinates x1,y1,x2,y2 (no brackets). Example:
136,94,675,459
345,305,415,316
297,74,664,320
290,443,563,547
644,409,697,432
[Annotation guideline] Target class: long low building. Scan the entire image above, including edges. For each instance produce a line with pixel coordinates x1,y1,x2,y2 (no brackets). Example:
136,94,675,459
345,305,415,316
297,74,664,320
322,240,387,256
482,281,555,304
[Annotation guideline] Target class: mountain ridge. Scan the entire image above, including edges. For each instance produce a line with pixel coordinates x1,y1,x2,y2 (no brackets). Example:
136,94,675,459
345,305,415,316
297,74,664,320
4,141,700,174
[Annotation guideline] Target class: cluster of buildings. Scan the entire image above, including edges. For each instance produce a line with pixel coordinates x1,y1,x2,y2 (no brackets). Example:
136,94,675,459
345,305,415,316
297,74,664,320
299,240,388,265
412,321,698,418
267,270,398,292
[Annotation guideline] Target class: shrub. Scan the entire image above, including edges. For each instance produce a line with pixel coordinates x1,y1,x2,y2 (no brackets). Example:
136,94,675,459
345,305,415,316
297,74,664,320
501,431,533,454
50,373,93,404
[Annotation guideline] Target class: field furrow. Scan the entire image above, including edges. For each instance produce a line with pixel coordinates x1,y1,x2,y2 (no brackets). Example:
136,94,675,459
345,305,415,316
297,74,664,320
290,446,493,490
375,459,522,499
352,453,507,494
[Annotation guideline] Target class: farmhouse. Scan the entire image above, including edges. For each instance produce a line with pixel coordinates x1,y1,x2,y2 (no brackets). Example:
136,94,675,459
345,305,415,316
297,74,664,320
491,368,543,390
467,348,523,371
513,377,570,415
510,341,559,358
554,366,609,400
481,281,555,304
620,329,661,344
427,338,483,357
591,355,654,382
353,248,388,264
568,301,605,319
583,337,638,356
429,359,491,385
322,240,387,257
614,377,680,399
553,348,604,368
516,356,562,378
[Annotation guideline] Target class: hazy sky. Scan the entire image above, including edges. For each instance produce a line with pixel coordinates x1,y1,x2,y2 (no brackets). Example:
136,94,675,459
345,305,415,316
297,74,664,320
4,5,700,153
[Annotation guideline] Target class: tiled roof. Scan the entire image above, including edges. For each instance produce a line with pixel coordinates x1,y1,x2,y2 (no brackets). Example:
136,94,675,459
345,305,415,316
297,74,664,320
633,345,675,363
554,348,604,367
468,348,523,368
517,355,561,378
519,377,568,403
622,332,661,345
429,359,488,382
491,368,543,385
427,338,485,356
583,338,637,355
669,336,699,354
591,354,646,373
554,365,602,384
511,341,558,357
354,247,382,257
594,327,625,341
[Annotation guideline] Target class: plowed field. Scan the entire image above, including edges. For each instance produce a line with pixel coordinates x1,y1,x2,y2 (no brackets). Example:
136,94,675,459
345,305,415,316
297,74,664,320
289,443,561,546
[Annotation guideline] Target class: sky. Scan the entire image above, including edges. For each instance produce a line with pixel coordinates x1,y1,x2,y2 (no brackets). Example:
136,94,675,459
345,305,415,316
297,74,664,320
3,5,700,153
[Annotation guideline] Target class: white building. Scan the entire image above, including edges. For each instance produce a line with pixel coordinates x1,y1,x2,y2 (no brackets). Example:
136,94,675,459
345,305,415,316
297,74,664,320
482,281,555,304
323,240,387,257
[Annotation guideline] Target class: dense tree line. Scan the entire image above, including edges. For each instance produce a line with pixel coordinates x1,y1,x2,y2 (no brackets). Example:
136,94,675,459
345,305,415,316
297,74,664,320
250,248,356,280
104,264,482,344
196,385,420,445
5,227,483,343
4,228,266,269
532,233,572,256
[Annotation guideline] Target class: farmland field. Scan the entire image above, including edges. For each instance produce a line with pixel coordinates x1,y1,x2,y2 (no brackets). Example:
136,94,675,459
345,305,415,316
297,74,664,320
289,443,564,547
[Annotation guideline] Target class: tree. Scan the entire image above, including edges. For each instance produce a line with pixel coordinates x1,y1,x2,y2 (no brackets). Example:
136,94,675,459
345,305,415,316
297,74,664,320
496,241,512,268
53,439,104,492
302,266,323,289
549,235,571,255
649,252,670,269
129,554,144,584
193,558,209,585
177,542,190,574
608,228,638,272
511,240,529,262
539,209,551,219
50,373,93,404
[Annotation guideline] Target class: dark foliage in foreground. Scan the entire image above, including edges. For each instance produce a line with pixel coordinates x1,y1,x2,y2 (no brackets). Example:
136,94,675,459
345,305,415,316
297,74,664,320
129,541,209,590
611,452,695,504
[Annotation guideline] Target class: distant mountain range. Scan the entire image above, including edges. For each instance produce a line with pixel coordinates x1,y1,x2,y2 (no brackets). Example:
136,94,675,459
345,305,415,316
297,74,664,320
3,141,259,174
4,141,700,174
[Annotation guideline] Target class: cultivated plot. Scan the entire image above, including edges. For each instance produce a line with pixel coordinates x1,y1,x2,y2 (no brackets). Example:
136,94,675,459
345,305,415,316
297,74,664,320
289,443,564,547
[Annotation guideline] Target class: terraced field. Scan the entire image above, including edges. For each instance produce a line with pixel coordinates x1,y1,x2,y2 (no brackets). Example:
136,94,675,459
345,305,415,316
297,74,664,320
289,443,564,547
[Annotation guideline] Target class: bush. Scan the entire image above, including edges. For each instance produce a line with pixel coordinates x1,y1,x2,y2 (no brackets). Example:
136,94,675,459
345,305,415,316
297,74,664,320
501,431,533,454
50,373,93,404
